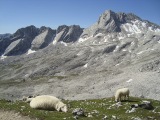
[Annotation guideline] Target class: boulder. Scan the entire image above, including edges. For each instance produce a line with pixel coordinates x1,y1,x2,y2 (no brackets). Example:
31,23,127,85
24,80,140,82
72,108,85,116
138,101,154,110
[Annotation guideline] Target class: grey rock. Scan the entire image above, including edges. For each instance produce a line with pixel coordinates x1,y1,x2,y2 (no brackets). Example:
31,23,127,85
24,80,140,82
54,25,83,43
131,104,139,108
80,10,141,38
31,27,56,50
0,37,12,55
13,25,39,39
102,115,108,120
0,33,11,39
126,107,136,113
140,60,160,72
138,101,154,110
3,25,39,56
72,108,85,116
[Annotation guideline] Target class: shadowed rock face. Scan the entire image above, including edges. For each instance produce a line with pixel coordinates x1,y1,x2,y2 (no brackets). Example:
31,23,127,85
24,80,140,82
55,25,83,43
3,25,39,56
0,25,83,56
0,37,12,55
31,27,56,50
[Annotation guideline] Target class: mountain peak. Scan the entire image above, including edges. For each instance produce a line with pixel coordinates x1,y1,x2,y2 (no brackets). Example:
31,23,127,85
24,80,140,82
80,10,160,39
103,10,115,15
97,10,141,30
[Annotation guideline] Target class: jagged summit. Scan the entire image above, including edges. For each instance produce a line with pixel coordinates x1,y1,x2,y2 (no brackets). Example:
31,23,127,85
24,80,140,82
0,10,160,56
13,25,39,38
54,25,83,43
80,10,160,39
98,10,141,25
97,10,121,32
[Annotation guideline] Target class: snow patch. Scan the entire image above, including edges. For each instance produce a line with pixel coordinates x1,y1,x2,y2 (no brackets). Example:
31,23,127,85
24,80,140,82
60,41,67,46
113,46,120,52
53,31,64,45
0,55,7,60
121,20,148,34
53,40,57,45
83,63,88,68
122,49,127,52
142,22,147,27
27,49,36,55
121,22,141,33
115,63,120,66
95,33,103,37
115,62,122,66
149,27,154,31
126,79,133,83
78,36,92,43
155,28,160,32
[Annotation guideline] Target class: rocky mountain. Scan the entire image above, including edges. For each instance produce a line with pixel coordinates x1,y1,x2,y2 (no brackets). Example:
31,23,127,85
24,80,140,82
0,33,11,39
0,10,160,101
1,25,39,56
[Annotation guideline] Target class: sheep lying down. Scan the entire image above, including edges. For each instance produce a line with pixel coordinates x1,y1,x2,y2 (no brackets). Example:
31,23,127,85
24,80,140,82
30,95,67,112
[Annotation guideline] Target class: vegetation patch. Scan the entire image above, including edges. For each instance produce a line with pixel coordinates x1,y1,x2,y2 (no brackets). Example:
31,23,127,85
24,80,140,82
0,97,160,120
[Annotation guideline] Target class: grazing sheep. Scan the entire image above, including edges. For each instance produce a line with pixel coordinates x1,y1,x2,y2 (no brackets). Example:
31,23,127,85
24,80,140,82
30,95,67,112
115,88,130,102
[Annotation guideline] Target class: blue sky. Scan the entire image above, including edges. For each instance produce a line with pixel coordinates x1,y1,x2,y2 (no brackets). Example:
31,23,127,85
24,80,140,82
0,0,160,34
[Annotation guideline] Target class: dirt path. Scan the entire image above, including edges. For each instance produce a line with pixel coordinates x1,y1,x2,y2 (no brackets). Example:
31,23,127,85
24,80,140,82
0,110,35,120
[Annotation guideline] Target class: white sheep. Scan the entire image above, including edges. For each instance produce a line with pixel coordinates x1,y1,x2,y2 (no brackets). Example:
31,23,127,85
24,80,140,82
30,95,67,112
115,88,130,102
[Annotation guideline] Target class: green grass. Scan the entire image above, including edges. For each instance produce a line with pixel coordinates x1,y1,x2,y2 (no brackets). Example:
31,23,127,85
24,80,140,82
0,97,160,120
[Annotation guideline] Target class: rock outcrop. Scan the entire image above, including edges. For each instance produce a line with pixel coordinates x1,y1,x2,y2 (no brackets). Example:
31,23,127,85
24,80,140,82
53,25,83,43
3,25,39,56
31,27,56,50
81,10,142,38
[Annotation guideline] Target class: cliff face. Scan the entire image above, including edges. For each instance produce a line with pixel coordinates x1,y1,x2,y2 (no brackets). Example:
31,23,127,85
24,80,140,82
53,25,83,43
31,27,56,50
2,25,39,56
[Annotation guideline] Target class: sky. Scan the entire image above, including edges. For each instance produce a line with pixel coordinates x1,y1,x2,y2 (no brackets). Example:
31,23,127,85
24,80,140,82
0,0,160,34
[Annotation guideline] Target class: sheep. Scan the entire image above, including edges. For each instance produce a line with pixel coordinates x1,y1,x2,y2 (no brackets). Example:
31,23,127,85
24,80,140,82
29,95,67,112
115,88,130,102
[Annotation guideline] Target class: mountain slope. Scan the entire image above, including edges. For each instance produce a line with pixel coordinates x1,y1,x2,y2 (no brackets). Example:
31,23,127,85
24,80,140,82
0,10,160,101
